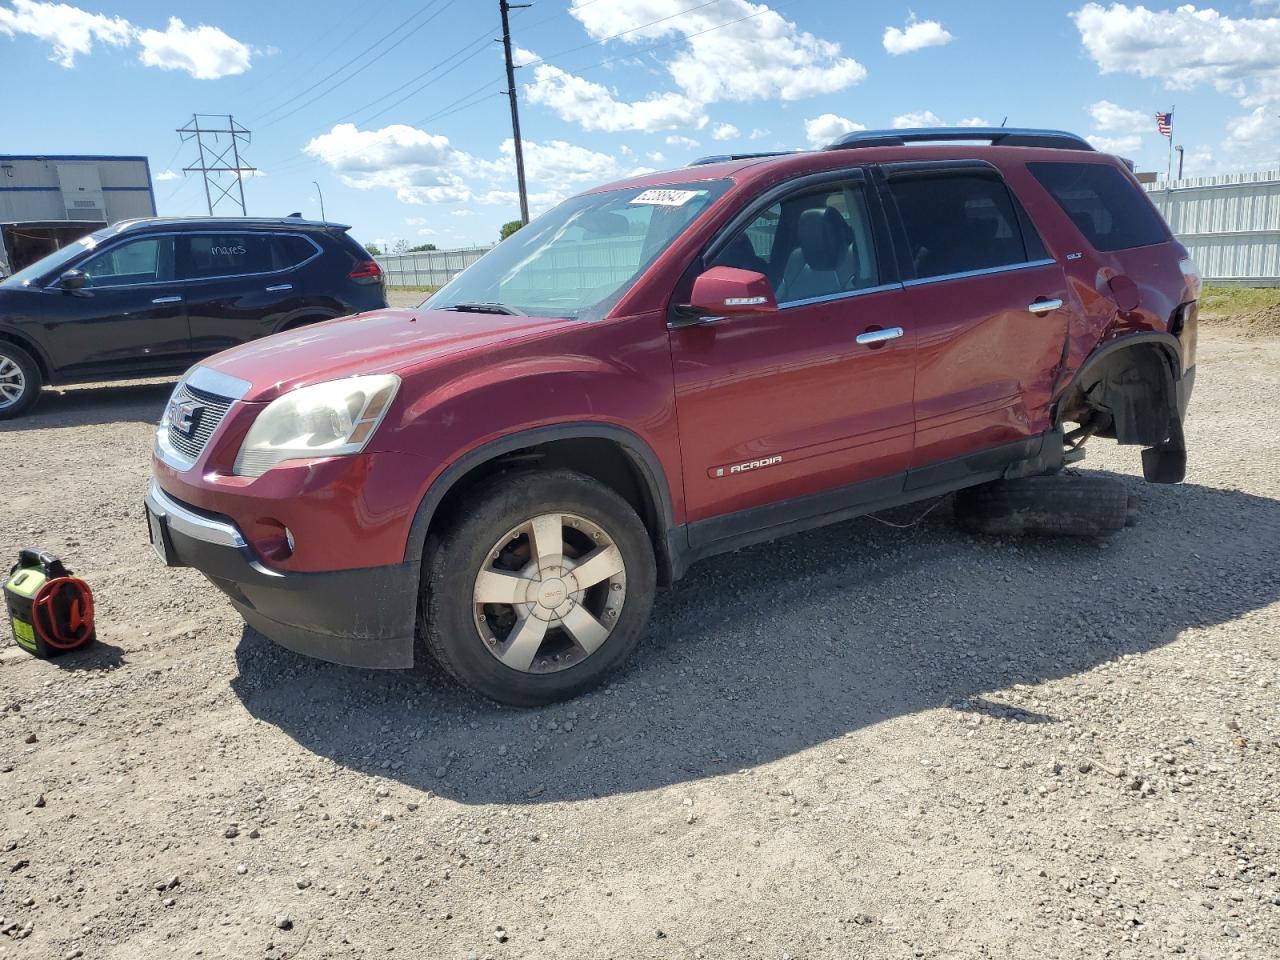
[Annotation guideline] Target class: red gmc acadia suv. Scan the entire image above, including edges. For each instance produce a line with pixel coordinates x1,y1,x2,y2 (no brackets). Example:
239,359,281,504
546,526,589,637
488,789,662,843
146,128,1199,706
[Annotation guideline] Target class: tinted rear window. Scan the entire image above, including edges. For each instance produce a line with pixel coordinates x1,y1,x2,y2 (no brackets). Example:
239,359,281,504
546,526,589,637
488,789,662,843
1029,162,1168,251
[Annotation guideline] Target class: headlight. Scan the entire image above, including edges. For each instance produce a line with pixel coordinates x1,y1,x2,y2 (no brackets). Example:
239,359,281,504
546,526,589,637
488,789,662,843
233,375,400,477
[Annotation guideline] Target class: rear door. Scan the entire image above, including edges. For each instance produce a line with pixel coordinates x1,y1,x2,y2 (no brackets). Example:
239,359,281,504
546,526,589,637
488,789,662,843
37,233,189,376
669,170,917,543
179,231,321,355
880,162,1073,480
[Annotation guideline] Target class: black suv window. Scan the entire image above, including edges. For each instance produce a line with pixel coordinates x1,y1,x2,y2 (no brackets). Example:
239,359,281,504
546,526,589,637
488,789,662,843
713,182,879,304
1029,161,1168,251
274,234,319,269
888,173,1040,280
179,234,276,281
78,236,174,287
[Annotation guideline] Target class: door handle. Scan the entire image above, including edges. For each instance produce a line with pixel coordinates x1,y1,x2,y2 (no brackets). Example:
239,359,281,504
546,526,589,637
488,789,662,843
855,326,904,346
151,296,182,304
265,283,293,292
1027,298,1063,315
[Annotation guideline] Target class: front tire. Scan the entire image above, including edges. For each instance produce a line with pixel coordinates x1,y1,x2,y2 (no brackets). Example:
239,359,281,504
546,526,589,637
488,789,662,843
424,469,657,706
0,343,41,420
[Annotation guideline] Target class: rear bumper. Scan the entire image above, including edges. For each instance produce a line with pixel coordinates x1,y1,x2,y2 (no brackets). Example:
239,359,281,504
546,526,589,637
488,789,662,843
146,481,418,669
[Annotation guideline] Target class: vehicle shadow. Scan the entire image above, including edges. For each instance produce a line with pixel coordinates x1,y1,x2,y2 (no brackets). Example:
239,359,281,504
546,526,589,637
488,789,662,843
0,379,173,432
229,473,1280,805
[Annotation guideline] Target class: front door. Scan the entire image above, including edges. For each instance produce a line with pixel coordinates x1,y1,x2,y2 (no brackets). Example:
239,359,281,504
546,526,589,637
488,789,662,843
38,234,190,377
670,175,916,546
881,165,1073,475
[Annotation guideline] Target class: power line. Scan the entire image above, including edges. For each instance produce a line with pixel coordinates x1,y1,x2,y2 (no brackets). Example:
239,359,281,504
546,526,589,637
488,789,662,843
251,0,450,124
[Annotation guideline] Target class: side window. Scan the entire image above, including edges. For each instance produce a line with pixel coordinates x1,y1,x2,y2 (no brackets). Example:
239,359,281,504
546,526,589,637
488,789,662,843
1028,161,1168,251
712,182,879,304
273,235,318,269
79,236,173,286
179,234,275,281
888,173,1035,280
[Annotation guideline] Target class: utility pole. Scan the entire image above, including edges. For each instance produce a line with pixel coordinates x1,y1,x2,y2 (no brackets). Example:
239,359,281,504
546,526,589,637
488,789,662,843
499,0,532,225
177,114,256,216
313,180,326,222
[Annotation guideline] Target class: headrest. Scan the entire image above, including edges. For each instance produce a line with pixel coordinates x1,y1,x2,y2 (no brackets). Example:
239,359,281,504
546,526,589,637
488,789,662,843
798,207,852,271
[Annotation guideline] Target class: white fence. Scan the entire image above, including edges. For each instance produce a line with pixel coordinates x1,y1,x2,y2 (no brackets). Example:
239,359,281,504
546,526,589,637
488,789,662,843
375,245,492,288
1145,171,1280,286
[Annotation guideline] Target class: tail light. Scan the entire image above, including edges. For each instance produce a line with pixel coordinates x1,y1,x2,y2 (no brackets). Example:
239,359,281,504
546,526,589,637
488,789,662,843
1179,256,1201,300
349,260,382,283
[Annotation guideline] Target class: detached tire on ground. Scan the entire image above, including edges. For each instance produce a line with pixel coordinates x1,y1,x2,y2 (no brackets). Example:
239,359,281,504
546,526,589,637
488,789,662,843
953,474,1132,539
0,342,41,420
424,469,657,707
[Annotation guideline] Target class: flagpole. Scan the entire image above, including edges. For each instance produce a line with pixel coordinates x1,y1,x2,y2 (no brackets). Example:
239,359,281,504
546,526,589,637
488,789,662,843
1166,104,1175,181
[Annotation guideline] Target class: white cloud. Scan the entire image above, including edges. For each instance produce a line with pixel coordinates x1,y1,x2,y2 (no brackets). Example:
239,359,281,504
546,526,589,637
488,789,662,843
711,122,739,141
883,16,953,55
957,116,989,127
525,63,707,132
528,1,865,134
804,113,865,147
892,110,946,128
748,127,769,140
154,168,181,182
1088,99,1148,133
647,150,665,163
450,209,477,217
512,45,538,67
0,2,249,78
0,0,130,67
1087,133,1142,155
303,123,474,204
136,16,251,79
665,134,699,148
499,138,625,184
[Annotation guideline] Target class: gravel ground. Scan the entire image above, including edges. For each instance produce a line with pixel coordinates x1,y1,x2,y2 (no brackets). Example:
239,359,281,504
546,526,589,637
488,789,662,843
0,318,1277,960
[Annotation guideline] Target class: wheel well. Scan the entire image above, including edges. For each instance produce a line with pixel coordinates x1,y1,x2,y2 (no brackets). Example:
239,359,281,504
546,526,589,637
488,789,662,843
1056,340,1179,446
427,436,673,584
0,331,50,381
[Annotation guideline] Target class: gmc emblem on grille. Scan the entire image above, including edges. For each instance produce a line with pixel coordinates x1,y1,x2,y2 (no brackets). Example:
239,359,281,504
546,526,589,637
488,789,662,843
168,399,202,436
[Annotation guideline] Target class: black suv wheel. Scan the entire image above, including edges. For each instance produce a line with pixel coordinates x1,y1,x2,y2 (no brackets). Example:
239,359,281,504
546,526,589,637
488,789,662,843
0,342,41,420
424,469,657,706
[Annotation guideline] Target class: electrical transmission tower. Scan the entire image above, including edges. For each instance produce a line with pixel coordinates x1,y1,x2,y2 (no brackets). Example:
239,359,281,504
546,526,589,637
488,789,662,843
177,114,256,216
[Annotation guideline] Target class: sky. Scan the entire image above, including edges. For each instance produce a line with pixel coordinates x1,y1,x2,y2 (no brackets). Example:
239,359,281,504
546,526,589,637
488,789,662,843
3,0,1280,251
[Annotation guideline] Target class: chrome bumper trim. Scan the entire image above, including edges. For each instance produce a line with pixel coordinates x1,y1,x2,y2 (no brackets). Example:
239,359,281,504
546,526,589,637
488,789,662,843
145,479,247,550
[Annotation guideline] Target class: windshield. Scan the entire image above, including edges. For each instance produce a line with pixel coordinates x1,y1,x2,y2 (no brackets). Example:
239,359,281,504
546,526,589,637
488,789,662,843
428,180,731,320
1,227,112,287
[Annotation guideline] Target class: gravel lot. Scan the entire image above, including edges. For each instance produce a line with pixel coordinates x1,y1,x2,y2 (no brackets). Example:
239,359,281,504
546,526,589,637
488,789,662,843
1,311,1277,959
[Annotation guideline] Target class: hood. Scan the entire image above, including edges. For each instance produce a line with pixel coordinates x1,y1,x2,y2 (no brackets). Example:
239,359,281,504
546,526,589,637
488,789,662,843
200,307,574,403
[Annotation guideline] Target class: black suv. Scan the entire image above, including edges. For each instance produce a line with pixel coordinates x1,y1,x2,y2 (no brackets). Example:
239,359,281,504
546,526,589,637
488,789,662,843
0,217,386,419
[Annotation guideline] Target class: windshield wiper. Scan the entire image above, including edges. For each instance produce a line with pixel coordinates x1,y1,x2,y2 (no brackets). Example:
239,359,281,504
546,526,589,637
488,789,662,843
446,301,524,316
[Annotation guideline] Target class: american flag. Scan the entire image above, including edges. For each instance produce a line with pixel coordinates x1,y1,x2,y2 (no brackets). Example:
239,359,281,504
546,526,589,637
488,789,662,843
1155,111,1173,137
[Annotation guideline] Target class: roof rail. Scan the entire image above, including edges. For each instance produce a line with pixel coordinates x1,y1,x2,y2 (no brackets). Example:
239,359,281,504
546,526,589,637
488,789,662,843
824,128,1094,152
688,151,794,166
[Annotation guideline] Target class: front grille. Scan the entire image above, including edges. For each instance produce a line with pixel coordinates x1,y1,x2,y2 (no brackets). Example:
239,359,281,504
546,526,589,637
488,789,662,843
166,382,234,462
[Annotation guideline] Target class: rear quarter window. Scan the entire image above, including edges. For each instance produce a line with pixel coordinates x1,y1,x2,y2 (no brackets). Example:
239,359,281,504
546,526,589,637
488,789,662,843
1028,162,1169,252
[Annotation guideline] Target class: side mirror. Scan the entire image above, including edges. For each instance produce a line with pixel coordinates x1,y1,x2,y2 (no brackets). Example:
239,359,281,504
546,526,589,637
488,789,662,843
58,269,87,291
673,266,778,326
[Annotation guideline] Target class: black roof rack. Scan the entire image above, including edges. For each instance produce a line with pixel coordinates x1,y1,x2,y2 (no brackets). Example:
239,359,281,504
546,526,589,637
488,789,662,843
824,127,1094,152
687,151,795,166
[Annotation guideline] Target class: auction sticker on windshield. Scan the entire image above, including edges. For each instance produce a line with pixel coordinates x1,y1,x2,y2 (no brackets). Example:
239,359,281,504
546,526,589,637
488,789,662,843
630,189,702,206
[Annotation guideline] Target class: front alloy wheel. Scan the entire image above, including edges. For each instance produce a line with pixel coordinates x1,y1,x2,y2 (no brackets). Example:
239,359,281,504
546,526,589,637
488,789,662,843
473,513,628,674
425,469,656,706
0,344,41,420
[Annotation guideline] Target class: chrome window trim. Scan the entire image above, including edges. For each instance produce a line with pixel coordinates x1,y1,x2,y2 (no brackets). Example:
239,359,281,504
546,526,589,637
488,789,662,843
43,231,322,291
186,366,251,401
778,281,904,310
902,257,1057,288
145,479,247,549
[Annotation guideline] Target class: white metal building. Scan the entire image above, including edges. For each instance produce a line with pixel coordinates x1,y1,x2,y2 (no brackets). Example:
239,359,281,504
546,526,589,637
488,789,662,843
0,154,156,224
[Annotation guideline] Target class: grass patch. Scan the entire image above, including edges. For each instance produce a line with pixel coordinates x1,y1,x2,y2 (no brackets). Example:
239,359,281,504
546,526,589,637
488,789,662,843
387,284,441,294
1199,285,1280,317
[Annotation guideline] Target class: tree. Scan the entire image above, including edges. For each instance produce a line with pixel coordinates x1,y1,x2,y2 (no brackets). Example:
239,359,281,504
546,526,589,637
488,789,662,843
500,220,523,241
365,243,383,256
405,242,438,252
